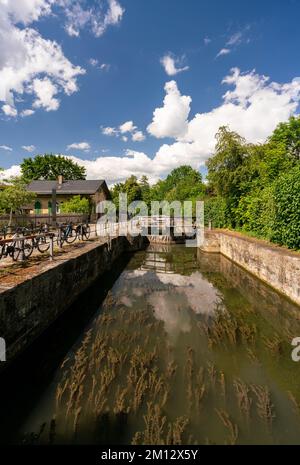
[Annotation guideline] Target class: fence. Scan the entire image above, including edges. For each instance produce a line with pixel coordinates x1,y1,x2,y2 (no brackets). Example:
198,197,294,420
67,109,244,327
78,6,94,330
0,213,88,229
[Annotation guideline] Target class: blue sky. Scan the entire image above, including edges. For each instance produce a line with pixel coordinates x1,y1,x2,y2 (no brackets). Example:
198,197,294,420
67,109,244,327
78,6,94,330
1,0,300,184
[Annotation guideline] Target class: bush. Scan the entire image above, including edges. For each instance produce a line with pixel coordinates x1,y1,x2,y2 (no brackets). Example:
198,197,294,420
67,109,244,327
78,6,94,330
60,196,90,214
235,185,276,240
204,197,227,228
272,165,300,249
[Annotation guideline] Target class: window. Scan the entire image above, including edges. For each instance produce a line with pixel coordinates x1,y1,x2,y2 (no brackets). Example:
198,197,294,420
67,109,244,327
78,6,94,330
34,200,41,215
48,201,52,215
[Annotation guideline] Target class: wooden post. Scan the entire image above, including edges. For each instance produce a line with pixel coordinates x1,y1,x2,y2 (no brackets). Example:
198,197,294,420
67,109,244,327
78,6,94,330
51,188,57,228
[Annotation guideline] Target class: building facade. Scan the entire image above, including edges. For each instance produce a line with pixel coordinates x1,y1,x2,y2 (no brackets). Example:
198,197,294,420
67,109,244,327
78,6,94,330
26,177,111,216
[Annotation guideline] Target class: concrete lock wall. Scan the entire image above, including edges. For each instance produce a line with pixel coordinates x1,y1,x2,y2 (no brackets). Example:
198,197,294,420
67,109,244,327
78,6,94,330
201,230,300,307
0,235,143,365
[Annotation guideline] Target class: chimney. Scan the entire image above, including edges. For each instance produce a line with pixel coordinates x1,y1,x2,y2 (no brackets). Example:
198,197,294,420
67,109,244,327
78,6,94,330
57,175,64,185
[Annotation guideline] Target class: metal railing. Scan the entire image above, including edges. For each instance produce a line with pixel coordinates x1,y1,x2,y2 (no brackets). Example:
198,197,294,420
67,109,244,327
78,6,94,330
0,223,94,263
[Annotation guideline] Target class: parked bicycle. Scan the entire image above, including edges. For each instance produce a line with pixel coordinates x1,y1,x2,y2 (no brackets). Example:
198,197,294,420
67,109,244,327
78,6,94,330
75,223,91,241
56,223,77,247
0,234,33,261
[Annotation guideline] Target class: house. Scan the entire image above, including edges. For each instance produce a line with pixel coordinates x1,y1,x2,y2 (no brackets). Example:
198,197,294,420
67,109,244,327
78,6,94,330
26,176,111,215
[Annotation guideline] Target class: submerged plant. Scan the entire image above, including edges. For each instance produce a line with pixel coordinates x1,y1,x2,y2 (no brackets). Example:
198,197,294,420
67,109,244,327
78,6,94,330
215,409,238,445
233,378,252,421
251,384,275,426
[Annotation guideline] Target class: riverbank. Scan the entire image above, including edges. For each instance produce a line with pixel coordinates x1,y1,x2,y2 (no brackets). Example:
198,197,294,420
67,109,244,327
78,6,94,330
200,229,300,306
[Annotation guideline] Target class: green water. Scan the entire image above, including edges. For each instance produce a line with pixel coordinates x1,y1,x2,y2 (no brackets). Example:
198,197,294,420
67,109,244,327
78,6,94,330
14,245,300,444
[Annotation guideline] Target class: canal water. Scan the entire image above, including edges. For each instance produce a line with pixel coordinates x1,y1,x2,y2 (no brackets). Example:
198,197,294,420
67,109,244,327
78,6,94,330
2,244,300,445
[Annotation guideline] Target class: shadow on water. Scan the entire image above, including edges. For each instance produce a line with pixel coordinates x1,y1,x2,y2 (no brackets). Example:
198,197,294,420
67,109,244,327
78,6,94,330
0,252,132,444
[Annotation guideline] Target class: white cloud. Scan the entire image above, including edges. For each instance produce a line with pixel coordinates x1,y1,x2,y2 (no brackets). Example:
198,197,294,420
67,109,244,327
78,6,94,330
21,109,35,117
0,145,12,152
119,120,137,133
69,151,159,184
61,0,124,38
132,131,145,142
0,164,21,180
100,63,110,71
2,104,17,117
0,1,85,117
147,81,191,139
160,54,189,76
22,145,36,152
89,58,99,67
216,48,231,58
32,77,60,111
2,68,300,184
101,126,118,136
204,37,211,45
103,120,144,140
227,32,243,47
89,59,110,71
67,142,91,152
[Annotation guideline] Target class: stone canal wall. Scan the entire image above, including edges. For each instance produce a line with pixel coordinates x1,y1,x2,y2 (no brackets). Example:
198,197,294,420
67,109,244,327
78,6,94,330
0,235,143,364
201,230,300,306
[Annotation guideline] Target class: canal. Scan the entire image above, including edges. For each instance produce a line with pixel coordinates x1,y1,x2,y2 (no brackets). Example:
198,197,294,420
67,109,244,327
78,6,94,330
1,244,300,445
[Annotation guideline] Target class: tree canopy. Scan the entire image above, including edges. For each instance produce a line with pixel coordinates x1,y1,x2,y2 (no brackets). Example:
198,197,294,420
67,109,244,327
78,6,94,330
0,178,36,225
205,117,300,249
21,154,86,181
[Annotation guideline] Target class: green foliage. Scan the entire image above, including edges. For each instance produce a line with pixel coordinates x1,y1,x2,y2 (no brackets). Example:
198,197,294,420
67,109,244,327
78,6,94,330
272,165,300,249
60,196,90,214
21,154,86,181
0,178,36,224
150,166,205,209
111,175,143,210
234,186,276,240
111,167,205,214
204,196,227,228
206,121,300,250
269,116,300,161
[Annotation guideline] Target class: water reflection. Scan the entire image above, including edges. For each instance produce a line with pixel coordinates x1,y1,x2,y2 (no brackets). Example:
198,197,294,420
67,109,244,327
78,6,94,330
4,244,300,445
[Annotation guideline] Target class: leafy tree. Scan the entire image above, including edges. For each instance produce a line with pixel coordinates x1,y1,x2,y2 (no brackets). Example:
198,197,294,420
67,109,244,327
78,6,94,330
21,154,86,181
206,126,247,198
0,178,36,226
139,175,151,205
269,116,300,161
150,166,204,205
60,196,90,214
111,175,143,210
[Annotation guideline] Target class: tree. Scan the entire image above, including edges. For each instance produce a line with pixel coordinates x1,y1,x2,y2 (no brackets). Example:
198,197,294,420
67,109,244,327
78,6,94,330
0,178,36,226
60,196,90,214
150,166,204,203
206,126,248,198
269,116,300,161
21,154,86,181
111,175,143,210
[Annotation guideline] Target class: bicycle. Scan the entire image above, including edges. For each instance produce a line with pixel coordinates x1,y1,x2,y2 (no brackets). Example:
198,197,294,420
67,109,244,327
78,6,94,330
57,223,77,247
0,234,33,261
15,226,51,255
75,223,91,241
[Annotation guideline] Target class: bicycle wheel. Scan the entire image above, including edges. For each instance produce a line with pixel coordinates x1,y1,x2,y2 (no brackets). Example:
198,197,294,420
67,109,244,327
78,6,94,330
82,225,91,240
13,240,33,261
0,243,6,260
37,236,50,253
66,227,77,244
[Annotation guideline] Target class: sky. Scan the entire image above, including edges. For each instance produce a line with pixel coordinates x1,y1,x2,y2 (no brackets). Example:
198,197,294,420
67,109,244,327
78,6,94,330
1,0,300,184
